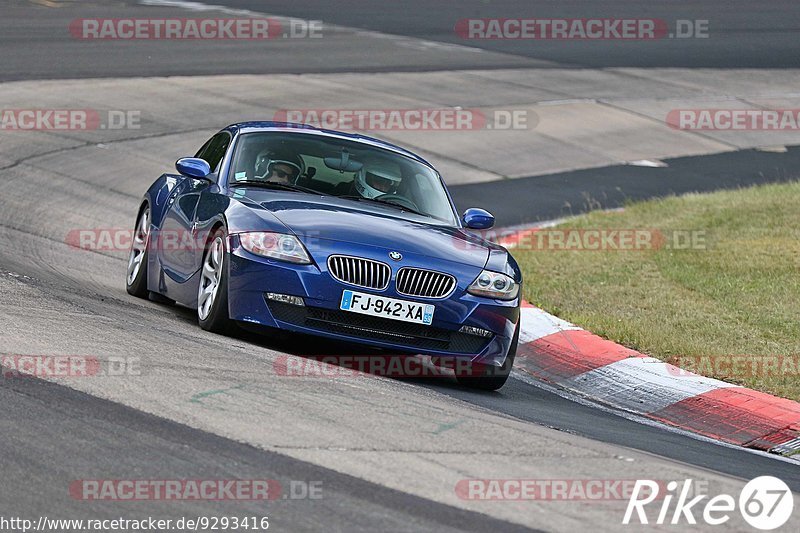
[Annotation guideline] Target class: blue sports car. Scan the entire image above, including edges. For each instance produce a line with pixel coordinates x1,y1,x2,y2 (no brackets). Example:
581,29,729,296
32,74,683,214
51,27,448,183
126,122,521,389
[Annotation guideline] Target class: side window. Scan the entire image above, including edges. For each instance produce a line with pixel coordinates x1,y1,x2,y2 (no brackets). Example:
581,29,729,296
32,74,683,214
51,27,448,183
195,132,231,173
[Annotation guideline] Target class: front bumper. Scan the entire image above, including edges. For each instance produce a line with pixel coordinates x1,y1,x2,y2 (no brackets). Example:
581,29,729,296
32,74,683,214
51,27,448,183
226,237,520,367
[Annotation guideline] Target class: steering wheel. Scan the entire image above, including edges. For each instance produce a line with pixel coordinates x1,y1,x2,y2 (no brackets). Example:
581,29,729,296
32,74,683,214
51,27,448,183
375,194,420,212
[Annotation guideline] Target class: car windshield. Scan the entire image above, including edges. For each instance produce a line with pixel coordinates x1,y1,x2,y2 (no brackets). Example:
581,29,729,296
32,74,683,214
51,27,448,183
229,131,457,225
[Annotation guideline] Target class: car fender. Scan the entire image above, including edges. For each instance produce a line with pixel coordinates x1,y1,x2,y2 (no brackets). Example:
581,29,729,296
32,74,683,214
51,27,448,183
222,197,294,237
143,173,187,228
485,245,522,282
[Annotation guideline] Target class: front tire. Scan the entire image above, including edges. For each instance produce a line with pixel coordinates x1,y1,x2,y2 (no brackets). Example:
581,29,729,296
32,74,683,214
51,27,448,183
456,321,520,391
197,227,232,334
126,205,150,298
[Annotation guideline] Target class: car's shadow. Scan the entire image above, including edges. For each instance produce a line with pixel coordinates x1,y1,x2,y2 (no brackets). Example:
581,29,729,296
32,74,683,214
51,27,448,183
158,299,501,394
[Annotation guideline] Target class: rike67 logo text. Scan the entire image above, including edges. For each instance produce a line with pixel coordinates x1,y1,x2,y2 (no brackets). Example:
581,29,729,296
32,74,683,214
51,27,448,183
624,477,793,530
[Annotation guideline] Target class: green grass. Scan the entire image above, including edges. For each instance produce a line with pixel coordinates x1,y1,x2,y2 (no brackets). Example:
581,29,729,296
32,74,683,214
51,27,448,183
514,181,800,401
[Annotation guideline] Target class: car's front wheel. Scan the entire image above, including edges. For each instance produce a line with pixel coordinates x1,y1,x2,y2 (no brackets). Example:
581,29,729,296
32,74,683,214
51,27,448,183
197,227,232,333
456,321,520,391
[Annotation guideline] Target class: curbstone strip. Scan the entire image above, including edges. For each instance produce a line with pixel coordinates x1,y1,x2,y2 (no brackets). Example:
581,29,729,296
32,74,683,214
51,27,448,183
514,302,800,459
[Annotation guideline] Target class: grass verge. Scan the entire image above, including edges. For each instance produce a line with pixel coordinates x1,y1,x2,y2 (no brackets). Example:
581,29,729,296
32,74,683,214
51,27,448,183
514,181,800,401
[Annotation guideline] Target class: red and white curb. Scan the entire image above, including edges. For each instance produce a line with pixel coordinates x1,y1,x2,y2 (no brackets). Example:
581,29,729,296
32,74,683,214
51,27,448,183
513,301,800,459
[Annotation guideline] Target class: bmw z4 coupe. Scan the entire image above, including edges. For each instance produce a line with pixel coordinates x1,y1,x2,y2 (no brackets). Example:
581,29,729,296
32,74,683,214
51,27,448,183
126,122,522,390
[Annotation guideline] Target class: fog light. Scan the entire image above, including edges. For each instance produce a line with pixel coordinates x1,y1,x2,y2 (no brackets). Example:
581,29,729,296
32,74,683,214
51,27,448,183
266,293,305,306
459,325,492,338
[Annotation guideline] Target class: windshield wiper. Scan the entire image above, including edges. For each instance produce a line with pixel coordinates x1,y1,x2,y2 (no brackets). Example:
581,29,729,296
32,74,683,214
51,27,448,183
338,195,430,218
230,180,317,194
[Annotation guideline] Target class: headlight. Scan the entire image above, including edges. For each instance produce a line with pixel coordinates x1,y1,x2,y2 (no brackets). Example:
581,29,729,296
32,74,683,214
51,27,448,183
238,232,311,264
467,270,519,300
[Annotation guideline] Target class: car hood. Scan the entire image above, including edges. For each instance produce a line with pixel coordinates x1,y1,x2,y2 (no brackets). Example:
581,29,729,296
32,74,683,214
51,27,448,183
242,191,492,267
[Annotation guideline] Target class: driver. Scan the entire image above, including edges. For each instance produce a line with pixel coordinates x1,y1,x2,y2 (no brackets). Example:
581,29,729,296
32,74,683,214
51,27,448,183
355,160,402,199
254,148,304,185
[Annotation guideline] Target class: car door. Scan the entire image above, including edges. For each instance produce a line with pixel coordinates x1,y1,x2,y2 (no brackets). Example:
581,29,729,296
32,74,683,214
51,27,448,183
158,131,230,282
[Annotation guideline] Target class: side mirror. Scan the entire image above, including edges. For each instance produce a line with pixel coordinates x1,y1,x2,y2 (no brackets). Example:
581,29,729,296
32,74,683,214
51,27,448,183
462,208,495,230
176,157,211,179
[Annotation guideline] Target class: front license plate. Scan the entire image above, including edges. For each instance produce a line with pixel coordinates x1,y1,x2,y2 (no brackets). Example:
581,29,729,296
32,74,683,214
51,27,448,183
340,290,434,325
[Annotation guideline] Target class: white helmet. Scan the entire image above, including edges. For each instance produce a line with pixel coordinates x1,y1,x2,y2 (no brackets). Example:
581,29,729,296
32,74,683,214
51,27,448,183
254,148,305,182
355,160,402,199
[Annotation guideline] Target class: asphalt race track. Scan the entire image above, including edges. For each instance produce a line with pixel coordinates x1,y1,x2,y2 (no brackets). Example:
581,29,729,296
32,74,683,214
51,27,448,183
214,0,800,69
1,1,799,531
450,146,800,227
3,0,800,81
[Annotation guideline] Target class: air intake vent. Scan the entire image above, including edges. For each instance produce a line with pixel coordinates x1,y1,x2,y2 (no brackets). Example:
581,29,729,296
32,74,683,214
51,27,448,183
327,255,391,290
396,268,456,298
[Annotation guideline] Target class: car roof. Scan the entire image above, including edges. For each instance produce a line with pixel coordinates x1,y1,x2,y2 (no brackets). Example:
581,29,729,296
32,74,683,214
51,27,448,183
224,122,433,168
